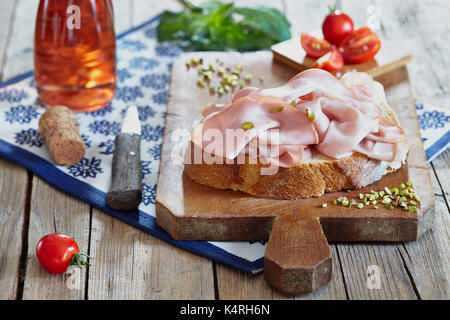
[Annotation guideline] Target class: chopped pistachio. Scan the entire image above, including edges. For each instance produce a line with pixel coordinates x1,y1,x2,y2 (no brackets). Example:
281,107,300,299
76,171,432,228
388,204,394,210
409,206,417,213
217,86,224,95
399,183,406,189
290,100,297,106
406,181,413,187
384,187,392,195
373,206,379,210
241,122,254,131
259,76,264,82
217,67,225,75
190,58,199,65
202,71,212,80
371,200,377,206
391,187,399,195
186,61,191,68
209,86,216,93
209,63,215,72
393,196,400,206
244,73,253,81
357,203,364,209
342,199,349,206
197,80,205,88
409,200,417,206
230,80,238,87
269,106,284,113
333,199,338,205
224,84,230,92
306,109,315,121
379,191,385,197
239,81,244,89
400,196,407,203
322,203,328,208
359,193,364,200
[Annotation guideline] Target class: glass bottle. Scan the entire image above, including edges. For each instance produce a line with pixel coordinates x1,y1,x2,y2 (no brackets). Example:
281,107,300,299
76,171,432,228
34,0,116,112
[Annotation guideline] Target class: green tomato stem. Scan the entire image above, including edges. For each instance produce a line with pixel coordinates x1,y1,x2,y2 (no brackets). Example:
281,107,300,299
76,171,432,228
69,252,92,268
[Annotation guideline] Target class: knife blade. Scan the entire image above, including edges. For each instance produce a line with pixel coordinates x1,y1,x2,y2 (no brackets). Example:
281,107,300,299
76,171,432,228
106,106,142,210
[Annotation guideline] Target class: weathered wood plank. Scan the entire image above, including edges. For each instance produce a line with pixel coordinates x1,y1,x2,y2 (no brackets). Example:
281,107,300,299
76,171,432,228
112,0,132,34
0,0,15,79
0,0,29,301
1,0,35,80
0,160,29,300
130,0,183,26
431,150,450,201
22,178,91,300
87,209,215,299
396,196,450,300
336,244,418,299
215,245,347,300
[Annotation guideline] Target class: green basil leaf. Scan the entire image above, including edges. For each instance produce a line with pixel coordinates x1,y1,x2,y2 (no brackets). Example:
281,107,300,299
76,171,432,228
157,1,291,51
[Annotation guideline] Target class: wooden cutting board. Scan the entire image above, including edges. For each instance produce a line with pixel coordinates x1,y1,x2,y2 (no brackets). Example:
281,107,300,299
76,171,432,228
155,51,435,294
271,35,412,78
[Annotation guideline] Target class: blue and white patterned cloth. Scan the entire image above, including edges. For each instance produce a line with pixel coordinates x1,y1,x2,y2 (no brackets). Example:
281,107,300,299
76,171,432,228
0,15,448,274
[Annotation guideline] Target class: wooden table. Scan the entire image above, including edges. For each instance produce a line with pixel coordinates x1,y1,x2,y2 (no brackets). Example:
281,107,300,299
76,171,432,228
0,0,448,300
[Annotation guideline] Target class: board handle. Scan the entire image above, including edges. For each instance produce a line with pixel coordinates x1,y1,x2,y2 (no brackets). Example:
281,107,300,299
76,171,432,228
264,214,332,294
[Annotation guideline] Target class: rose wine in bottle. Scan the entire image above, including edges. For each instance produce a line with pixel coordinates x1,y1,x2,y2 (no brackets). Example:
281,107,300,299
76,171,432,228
34,0,116,112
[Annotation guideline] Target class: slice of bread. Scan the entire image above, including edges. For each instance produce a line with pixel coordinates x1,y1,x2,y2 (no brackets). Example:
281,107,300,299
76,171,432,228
183,98,408,200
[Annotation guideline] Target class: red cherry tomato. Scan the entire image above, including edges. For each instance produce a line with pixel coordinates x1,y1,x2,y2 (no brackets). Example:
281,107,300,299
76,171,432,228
300,33,333,59
339,27,381,64
311,48,344,71
322,11,354,45
36,233,82,274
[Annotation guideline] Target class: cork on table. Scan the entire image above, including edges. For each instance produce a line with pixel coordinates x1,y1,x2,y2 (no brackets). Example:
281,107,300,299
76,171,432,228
0,0,448,300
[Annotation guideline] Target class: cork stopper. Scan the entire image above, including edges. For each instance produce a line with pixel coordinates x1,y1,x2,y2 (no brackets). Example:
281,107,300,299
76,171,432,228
39,106,86,166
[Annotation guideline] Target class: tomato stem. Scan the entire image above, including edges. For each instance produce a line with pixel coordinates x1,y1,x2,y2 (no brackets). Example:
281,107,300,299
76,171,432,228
327,0,341,13
70,252,92,268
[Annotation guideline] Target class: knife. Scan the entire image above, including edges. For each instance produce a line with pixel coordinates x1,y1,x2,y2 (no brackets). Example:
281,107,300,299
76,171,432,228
106,106,142,210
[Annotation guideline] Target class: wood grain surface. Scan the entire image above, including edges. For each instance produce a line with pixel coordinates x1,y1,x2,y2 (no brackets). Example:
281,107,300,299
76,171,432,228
0,0,448,300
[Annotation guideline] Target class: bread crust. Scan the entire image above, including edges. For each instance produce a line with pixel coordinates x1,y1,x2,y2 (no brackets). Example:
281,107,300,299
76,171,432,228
183,141,403,200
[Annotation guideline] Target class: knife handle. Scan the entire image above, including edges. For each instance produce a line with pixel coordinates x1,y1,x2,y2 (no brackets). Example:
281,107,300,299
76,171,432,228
106,132,142,210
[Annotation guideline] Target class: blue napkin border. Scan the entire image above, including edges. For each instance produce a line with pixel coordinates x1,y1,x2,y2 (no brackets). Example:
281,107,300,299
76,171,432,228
0,14,264,275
